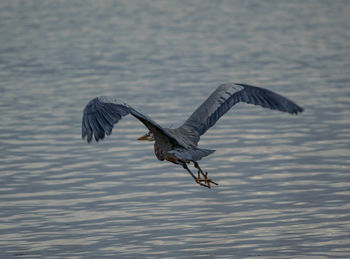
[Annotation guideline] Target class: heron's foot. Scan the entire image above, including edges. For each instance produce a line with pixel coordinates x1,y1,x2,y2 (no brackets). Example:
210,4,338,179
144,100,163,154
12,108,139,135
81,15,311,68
195,172,210,188
193,162,218,188
196,171,218,188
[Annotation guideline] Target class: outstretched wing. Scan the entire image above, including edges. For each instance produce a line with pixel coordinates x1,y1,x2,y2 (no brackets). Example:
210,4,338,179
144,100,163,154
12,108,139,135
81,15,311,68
179,83,304,142
82,96,179,145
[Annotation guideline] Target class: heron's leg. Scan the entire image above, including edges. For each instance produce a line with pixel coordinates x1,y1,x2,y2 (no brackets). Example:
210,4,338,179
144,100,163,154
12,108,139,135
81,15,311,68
193,162,219,187
182,163,210,188
192,162,206,184
182,163,196,181
193,162,206,178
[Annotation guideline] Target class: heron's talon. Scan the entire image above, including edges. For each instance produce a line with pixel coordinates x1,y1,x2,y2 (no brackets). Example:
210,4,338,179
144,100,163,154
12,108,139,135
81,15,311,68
194,172,218,188
196,180,210,188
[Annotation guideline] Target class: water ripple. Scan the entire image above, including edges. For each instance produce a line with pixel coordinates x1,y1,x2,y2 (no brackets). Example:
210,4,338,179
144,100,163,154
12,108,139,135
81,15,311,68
1,1,350,258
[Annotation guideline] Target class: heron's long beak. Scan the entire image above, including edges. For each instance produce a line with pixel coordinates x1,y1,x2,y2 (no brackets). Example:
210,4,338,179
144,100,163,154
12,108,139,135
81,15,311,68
137,135,148,141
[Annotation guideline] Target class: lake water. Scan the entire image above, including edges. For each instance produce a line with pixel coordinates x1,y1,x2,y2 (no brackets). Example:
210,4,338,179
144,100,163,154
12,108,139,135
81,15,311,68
1,1,350,258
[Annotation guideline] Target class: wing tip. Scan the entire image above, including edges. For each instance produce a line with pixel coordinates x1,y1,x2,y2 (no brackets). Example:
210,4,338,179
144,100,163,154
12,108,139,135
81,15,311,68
235,82,304,115
290,104,304,115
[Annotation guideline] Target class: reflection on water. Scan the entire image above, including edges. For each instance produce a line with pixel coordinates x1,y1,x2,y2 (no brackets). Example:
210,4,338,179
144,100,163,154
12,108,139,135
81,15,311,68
1,1,350,258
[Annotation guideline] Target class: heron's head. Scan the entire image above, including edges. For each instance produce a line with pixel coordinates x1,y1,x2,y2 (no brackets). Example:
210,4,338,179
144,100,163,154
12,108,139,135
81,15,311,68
137,131,155,142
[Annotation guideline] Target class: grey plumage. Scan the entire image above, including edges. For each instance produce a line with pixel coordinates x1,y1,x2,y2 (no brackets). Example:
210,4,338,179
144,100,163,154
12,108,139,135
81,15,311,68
82,96,178,145
177,83,303,145
82,83,303,187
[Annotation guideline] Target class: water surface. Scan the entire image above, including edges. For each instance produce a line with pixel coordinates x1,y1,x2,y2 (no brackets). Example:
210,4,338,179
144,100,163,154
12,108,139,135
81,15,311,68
1,1,350,258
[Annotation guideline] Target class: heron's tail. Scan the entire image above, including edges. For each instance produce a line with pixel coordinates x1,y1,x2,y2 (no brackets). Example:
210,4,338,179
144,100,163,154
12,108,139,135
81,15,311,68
168,147,215,162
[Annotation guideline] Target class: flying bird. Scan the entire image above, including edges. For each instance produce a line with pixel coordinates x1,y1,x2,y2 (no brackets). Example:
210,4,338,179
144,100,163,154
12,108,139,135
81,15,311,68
82,83,303,188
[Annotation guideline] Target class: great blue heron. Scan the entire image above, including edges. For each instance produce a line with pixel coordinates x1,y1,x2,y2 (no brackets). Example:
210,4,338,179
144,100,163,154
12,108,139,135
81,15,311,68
82,83,303,188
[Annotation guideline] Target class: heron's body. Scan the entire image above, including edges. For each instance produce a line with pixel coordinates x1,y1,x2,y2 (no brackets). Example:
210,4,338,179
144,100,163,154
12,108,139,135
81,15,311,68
154,136,174,161
82,83,303,188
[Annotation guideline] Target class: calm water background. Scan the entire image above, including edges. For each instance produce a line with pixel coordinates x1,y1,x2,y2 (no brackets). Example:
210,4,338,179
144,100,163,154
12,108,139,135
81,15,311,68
1,1,350,258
